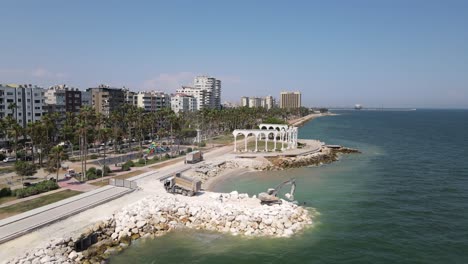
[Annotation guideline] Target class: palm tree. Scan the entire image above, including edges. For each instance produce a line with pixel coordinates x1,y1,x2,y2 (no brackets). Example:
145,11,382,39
77,106,95,181
49,145,68,182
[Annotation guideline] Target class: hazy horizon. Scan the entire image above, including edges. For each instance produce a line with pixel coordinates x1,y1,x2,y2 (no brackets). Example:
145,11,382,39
1,0,467,109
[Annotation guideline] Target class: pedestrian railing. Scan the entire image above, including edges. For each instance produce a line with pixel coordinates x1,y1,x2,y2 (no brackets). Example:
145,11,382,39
109,179,138,189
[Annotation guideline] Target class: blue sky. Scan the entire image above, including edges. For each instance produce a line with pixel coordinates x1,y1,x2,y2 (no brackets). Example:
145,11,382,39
1,0,467,108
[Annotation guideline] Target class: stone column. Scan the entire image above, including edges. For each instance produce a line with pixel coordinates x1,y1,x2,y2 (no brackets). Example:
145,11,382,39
281,132,285,151
255,134,258,152
274,134,277,151
244,134,248,152
265,135,268,152
234,135,237,152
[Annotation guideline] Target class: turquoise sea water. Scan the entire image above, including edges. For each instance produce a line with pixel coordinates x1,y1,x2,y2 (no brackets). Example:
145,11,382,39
111,110,468,264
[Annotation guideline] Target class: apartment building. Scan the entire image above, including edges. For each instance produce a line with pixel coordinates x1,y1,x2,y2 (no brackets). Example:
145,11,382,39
0,84,45,127
44,84,82,116
136,91,171,112
87,85,125,115
171,93,197,114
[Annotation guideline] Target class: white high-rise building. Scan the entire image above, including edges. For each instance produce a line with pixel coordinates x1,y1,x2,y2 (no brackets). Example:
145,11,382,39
264,95,275,110
171,93,197,114
248,97,263,108
193,76,221,109
176,86,207,111
241,96,249,107
0,84,45,127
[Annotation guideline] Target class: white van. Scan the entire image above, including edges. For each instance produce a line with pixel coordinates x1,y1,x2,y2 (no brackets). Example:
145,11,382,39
3,157,17,163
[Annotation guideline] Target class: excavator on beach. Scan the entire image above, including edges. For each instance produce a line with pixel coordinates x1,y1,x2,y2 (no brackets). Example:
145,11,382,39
258,178,297,205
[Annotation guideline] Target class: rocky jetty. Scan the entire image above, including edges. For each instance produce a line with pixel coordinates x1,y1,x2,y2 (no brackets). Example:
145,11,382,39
6,187,313,264
266,146,360,169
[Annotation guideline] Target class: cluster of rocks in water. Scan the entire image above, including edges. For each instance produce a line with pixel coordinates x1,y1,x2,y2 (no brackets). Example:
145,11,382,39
266,146,360,170
7,189,312,264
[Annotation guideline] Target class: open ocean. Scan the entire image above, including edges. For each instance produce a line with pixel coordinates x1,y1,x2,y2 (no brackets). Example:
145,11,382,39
111,109,468,264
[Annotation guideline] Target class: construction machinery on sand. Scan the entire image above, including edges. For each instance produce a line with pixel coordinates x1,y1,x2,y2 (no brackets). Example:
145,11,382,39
164,173,202,196
258,178,297,205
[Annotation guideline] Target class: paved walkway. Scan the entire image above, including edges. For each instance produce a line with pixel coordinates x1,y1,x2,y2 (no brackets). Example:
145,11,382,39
58,178,98,192
0,186,132,244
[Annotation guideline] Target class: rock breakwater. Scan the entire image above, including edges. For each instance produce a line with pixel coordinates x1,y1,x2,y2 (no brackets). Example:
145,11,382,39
6,186,313,264
266,147,360,169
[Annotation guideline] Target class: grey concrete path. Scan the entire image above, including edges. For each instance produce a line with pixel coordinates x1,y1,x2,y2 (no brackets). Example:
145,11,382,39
0,185,132,244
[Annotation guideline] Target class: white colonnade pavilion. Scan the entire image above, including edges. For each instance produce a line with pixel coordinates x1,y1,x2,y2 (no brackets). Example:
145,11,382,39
232,123,299,152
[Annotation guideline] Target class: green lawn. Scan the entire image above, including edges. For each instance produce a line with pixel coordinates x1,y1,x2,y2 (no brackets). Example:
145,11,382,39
245,140,283,152
0,190,82,220
209,134,235,145
0,196,16,205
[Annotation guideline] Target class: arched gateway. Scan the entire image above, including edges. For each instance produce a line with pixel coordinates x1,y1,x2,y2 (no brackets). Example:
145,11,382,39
232,124,298,152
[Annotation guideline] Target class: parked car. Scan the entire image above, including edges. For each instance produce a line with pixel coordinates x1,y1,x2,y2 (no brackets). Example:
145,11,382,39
3,157,17,163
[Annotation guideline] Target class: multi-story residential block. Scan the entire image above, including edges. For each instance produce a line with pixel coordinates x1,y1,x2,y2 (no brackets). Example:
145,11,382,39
176,86,207,111
249,97,263,108
280,91,301,109
193,76,222,109
81,91,92,107
171,93,197,114
241,95,276,109
44,84,82,116
241,96,249,107
0,84,45,127
136,91,171,112
264,95,275,110
87,85,125,115
124,88,137,105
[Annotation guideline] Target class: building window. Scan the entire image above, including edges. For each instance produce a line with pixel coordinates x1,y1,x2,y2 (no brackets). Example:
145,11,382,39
35,113,41,117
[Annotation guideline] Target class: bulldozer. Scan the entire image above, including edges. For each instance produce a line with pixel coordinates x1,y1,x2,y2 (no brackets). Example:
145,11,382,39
258,178,297,205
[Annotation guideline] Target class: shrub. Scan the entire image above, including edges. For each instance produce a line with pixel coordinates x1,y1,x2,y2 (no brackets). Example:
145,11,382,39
198,142,206,147
180,151,185,156
124,160,135,167
164,153,171,159
103,165,112,175
0,153,5,161
0,187,12,197
187,147,193,153
86,167,97,179
121,164,131,171
89,154,98,160
15,180,59,198
152,155,159,161
138,158,146,165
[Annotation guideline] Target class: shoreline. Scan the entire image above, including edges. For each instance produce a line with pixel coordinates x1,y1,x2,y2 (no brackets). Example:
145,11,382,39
204,167,252,191
289,112,337,127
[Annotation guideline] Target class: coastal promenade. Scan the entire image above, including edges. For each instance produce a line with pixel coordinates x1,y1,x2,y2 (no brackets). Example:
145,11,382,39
0,165,192,245
0,186,132,244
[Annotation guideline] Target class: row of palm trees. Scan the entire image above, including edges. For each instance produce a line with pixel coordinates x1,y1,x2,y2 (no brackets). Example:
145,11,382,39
1,104,311,180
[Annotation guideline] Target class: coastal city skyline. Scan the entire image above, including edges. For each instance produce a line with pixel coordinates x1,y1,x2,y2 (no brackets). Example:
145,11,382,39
1,1,467,109
1,1,468,263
